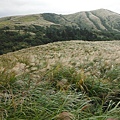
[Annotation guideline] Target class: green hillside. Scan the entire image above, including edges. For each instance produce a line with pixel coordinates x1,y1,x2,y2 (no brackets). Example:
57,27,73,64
1,9,120,32
0,9,120,55
0,14,54,28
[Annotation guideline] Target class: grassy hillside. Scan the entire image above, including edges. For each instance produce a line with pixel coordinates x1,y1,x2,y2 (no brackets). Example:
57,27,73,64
0,41,120,120
64,9,120,32
0,9,120,55
0,14,54,28
0,9,120,32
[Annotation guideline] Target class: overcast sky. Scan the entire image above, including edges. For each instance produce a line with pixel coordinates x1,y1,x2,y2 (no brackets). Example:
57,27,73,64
0,0,120,18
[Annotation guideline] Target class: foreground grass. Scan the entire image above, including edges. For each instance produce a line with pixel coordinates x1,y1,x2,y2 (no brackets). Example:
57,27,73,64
0,41,120,120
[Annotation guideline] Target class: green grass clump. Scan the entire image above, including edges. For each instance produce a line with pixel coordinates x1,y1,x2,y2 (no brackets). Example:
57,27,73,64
0,62,120,120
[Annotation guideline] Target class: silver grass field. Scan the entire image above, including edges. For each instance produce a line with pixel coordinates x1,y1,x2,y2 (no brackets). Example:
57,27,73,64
0,40,120,120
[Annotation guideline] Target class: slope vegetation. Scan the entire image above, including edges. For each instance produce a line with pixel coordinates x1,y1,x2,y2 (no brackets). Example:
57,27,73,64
39,9,120,32
0,9,120,32
0,41,120,119
0,14,54,28
0,9,120,55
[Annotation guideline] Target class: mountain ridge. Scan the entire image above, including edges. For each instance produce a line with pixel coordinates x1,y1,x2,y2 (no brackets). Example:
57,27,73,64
0,8,120,32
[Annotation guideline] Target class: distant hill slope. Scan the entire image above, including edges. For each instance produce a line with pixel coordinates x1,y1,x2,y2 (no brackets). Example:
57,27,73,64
0,9,120,55
63,9,120,32
0,9,120,32
0,14,55,28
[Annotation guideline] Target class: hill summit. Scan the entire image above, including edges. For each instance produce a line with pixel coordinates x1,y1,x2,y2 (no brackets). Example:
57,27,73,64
0,8,120,32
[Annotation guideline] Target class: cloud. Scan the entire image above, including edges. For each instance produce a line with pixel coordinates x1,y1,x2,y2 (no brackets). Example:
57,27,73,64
0,0,49,17
0,0,120,18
